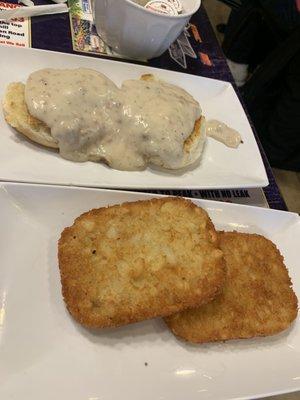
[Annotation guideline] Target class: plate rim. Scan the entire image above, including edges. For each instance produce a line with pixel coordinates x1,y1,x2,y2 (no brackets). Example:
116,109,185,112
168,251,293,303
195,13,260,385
0,181,297,219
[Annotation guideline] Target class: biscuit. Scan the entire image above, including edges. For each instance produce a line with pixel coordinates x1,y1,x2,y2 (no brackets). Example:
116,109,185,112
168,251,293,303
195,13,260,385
140,74,206,169
3,75,206,170
2,82,58,148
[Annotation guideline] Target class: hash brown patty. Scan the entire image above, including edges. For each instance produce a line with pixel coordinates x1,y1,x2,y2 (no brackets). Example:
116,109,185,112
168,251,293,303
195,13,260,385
58,197,226,328
165,232,298,343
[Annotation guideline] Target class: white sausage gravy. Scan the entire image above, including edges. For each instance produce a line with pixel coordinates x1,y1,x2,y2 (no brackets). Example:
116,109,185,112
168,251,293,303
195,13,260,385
206,119,242,148
25,68,242,171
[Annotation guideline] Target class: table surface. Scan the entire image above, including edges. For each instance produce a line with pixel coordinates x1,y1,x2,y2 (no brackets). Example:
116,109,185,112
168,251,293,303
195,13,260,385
0,2,287,211
0,3,298,400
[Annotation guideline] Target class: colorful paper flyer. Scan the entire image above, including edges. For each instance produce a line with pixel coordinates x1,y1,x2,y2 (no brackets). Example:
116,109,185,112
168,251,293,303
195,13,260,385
69,0,116,57
0,2,31,48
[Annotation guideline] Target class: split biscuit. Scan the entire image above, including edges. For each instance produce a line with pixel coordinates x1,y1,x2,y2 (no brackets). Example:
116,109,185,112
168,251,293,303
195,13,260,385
3,75,206,170
2,82,58,148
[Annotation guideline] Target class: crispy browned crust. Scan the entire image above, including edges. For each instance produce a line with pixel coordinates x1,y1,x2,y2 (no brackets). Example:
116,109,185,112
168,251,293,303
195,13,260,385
165,232,298,343
184,116,203,152
58,197,226,328
140,74,155,81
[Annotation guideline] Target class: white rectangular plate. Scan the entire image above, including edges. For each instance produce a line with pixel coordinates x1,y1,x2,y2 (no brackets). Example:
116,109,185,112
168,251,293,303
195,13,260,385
0,183,299,400
0,46,268,189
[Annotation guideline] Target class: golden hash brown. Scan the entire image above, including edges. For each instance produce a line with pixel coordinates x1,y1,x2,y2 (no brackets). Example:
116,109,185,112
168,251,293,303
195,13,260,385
58,197,226,328
165,232,298,343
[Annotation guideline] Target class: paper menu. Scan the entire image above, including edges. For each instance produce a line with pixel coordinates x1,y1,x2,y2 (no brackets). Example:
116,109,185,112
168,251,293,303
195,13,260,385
0,1,30,47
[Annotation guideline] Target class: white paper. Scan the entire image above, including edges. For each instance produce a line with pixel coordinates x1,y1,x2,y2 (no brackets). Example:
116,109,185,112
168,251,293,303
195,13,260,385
0,3,68,21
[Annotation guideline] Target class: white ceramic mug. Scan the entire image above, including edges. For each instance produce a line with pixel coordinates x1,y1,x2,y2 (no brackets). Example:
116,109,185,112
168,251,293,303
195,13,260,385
93,0,201,60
